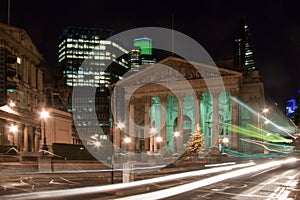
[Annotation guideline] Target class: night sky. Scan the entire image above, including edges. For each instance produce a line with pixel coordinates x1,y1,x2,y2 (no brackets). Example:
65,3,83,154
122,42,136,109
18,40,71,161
0,0,299,110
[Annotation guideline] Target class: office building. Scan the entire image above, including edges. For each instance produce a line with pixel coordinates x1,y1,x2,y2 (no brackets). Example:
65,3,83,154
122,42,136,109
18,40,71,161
234,17,256,71
128,37,156,71
57,27,128,88
56,27,129,144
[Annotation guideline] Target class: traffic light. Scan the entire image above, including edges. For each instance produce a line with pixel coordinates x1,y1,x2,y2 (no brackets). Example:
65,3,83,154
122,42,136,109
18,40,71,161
0,47,17,106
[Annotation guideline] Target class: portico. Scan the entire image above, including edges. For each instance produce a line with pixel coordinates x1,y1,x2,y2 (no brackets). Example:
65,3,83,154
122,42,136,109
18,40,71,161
112,56,265,154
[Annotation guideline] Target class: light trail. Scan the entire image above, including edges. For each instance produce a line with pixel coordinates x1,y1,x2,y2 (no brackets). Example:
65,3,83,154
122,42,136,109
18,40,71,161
0,162,255,200
240,138,293,154
204,162,236,168
115,158,298,200
232,97,297,139
12,165,167,175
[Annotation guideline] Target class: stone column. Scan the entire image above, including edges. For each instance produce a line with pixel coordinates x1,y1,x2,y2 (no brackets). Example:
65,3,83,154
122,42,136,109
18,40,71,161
114,123,121,149
23,125,28,152
34,127,40,152
144,96,151,152
28,126,36,152
177,95,184,152
0,119,6,144
160,95,167,150
230,90,239,150
129,98,135,152
212,91,220,148
195,92,202,129
16,123,24,151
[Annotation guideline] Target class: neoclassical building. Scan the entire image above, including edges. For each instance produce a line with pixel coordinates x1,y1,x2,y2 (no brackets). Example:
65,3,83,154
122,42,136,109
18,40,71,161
0,23,73,155
112,56,265,154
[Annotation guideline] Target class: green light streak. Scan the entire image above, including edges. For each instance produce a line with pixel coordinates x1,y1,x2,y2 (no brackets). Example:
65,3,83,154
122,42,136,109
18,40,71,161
229,124,291,143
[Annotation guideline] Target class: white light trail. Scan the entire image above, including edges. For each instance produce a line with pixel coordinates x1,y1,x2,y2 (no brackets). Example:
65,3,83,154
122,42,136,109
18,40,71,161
115,158,298,200
0,162,255,200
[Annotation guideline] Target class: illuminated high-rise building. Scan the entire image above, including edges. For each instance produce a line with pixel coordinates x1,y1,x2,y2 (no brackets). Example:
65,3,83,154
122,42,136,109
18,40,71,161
57,27,128,89
234,18,256,71
133,37,152,55
56,27,129,143
129,37,156,71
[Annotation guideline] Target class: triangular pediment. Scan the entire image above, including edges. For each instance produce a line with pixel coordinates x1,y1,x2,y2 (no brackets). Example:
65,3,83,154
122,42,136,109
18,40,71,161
0,23,43,59
120,56,242,86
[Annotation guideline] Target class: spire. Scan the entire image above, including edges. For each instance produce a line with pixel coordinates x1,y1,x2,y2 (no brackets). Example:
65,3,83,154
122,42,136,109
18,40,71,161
234,17,256,71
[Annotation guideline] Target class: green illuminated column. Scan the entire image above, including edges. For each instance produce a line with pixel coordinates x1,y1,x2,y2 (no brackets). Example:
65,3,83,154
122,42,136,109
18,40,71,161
212,91,220,148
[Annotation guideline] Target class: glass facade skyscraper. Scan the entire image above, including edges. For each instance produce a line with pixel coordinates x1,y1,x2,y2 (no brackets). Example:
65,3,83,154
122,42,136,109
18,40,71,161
234,18,256,71
128,37,156,71
133,37,152,55
58,27,128,88
57,27,129,142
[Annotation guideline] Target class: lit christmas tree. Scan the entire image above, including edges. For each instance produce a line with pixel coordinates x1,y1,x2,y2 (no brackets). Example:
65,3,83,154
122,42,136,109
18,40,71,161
186,124,204,156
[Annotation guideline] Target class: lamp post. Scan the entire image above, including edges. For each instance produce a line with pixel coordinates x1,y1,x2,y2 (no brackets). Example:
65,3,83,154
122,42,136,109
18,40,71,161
150,127,157,153
156,136,163,152
122,136,132,183
9,124,17,146
40,110,49,152
257,108,269,142
174,131,180,153
221,137,229,154
124,137,131,151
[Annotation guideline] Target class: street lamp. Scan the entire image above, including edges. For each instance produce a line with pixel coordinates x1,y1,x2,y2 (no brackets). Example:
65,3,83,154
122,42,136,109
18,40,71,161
40,110,49,152
9,100,15,107
9,124,17,146
156,136,163,152
174,131,180,153
150,127,158,153
124,137,132,151
117,122,125,130
257,107,269,142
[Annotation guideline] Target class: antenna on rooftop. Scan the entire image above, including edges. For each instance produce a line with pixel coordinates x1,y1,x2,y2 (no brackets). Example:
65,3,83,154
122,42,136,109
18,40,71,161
7,0,11,25
171,13,174,56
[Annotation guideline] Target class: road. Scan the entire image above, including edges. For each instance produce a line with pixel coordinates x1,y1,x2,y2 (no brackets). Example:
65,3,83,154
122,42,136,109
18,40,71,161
163,161,300,200
0,158,299,200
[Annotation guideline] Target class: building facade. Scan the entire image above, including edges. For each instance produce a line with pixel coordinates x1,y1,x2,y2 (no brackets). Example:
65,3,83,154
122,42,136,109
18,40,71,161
57,27,128,89
112,57,266,155
56,27,129,143
128,37,156,71
234,17,256,71
0,23,73,155
0,23,45,153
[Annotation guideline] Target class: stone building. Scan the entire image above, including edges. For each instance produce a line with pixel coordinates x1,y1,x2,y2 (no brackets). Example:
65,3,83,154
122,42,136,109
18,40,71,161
111,56,265,154
0,23,72,155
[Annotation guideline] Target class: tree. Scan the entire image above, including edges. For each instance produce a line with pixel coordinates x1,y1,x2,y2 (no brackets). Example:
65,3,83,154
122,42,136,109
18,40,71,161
186,124,204,156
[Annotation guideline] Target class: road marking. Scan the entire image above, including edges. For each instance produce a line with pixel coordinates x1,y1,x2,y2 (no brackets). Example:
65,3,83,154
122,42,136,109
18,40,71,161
267,171,300,200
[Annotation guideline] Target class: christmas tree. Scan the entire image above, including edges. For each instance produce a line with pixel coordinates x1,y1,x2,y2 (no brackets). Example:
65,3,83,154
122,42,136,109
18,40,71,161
186,124,204,156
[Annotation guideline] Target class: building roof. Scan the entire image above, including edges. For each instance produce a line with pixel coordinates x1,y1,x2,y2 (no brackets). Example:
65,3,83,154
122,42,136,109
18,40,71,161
0,23,44,63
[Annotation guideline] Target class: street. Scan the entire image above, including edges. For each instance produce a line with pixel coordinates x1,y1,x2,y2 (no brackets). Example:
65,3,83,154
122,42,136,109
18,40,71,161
163,160,300,200
1,158,299,200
